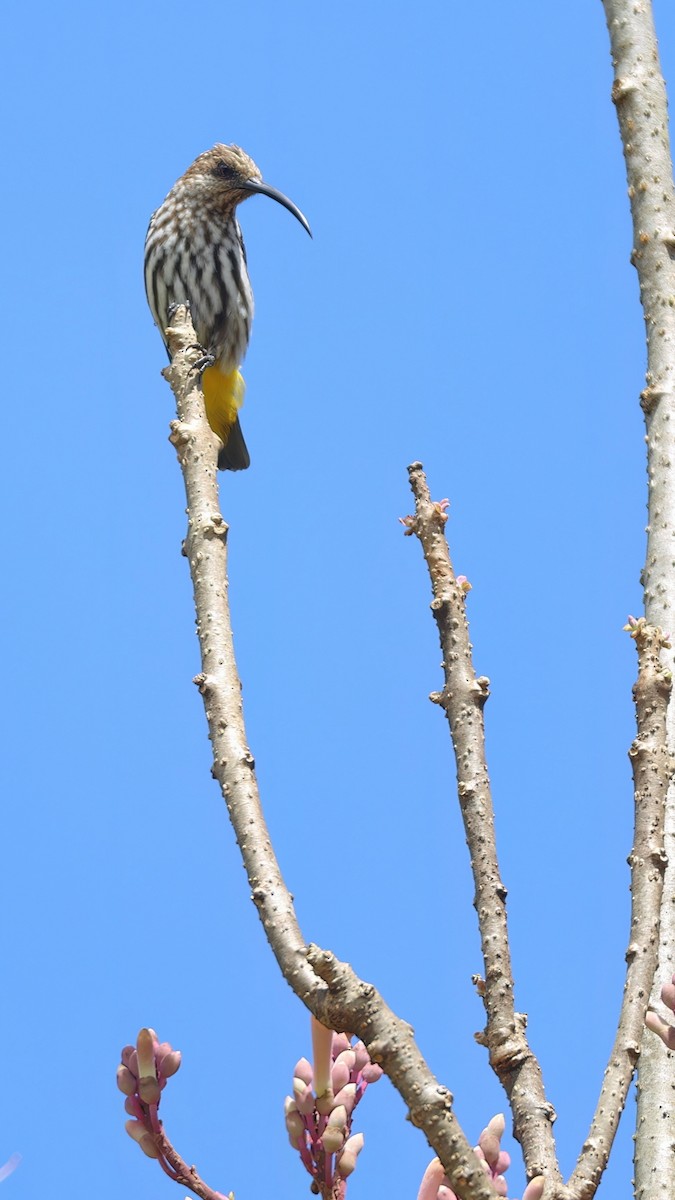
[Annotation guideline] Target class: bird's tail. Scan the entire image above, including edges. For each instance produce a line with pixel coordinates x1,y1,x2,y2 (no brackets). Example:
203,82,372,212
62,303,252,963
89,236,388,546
217,415,250,471
202,366,251,471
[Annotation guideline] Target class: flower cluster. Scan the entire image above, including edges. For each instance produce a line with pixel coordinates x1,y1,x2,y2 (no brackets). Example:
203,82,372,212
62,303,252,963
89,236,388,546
417,1114,544,1200
117,1029,231,1200
646,974,675,1048
116,1028,181,1165
284,1018,383,1197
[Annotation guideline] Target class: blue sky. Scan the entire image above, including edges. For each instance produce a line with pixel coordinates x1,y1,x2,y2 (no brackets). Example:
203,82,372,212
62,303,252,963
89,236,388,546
2,2,674,1197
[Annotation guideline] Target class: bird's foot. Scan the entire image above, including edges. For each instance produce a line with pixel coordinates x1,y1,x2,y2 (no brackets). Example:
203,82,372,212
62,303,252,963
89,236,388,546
189,350,216,375
167,301,191,320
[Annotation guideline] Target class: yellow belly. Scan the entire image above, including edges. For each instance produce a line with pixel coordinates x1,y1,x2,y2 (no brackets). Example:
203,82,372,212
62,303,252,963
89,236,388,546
201,366,246,446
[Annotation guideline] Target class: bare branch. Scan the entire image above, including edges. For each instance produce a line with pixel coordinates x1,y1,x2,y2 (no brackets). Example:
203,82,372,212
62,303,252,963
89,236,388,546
161,307,503,1200
405,463,565,1195
569,620,671,1198
406,469,672,1198
162,313,314,997
600,4,675,1195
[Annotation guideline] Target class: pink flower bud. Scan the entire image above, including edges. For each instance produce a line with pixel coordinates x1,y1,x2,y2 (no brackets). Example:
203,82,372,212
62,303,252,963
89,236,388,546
121,1045,137,1070
352,1041,369,1071
481,1113,505,1143
292,1081,315,1114
322,1114,347,1154
322,1127,345,1153
477,1133,500,1167
331,1061,350,1093
156,1046,181,1078
661,979,675,1013
329,1065,345,1094
489,1115,505,1136
646,1008,675,1049
331,1033,351,1056
417,1158,448,1200
646,1010,667,1036
140,1133,159,1159
336,1132,364,1178
116,1065,136,1096
124,1120,145,1144
361,1062,383,1083
123,1048,139,1077
316,1090,336,1116
125,1119,159,1159
333,1083,357,1114
285,1110,305,1145
327,1104,348,1130
334,1049,356,1074
293,1057,313,1086
522,1177,545,1200
138,1075,161,1105
495,1151,510,1175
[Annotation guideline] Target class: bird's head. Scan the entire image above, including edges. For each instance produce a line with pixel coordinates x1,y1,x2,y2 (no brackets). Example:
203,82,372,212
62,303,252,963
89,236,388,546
183,144,312,236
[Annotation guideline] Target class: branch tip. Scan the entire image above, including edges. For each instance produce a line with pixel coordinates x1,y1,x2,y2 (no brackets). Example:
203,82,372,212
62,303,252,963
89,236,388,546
405,466,559,1185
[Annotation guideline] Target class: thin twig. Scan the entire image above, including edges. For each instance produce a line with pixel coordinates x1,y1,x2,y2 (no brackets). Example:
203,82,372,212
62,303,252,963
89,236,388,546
568,621,671,1199
600,5,675,1197
161,306,502,1200
155,1127,230,1200
406,463,566,1197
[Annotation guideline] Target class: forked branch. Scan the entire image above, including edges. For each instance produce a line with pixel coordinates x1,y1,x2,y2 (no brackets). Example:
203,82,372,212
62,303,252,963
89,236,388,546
161,306,502,1200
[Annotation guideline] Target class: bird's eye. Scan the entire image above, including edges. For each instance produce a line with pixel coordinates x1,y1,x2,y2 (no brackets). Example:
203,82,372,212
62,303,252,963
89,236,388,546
214,161,238,181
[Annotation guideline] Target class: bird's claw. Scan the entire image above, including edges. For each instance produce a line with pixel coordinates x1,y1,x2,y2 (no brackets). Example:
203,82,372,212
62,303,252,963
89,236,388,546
189,350,216,375
167,301,191,320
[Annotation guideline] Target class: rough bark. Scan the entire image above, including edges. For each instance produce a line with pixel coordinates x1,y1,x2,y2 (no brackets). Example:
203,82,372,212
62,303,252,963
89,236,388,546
404,465,565,1195
161,307,502,1200
600,4,675,1197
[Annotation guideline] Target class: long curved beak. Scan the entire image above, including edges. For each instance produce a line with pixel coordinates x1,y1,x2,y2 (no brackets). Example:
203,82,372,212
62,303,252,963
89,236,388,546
242,178,312,238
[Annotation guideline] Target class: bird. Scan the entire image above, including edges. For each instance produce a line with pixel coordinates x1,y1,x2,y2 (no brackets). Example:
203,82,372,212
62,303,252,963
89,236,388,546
144,144,311,470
